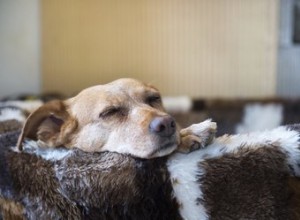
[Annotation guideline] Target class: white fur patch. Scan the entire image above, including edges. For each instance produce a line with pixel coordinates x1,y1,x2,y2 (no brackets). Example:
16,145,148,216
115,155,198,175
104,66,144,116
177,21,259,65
17,140,72,161
168,126,300,220
0,108,26,122
216,126,300,175
236,103,283,133
167,150,208,220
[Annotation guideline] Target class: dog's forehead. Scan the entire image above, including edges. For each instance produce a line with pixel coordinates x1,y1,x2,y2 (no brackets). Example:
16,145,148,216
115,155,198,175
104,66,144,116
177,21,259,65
79,79,157,99
68,79,159,113
107,78,158,95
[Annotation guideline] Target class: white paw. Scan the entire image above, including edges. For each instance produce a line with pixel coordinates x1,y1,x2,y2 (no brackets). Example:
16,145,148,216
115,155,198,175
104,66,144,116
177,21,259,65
178,119,217,153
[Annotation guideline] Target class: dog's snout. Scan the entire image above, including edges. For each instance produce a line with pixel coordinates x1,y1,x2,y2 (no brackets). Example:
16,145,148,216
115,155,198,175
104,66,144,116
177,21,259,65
149,116,176,137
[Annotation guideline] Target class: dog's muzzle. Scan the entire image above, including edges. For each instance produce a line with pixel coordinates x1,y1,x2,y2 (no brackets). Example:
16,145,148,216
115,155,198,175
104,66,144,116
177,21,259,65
149,116,176,137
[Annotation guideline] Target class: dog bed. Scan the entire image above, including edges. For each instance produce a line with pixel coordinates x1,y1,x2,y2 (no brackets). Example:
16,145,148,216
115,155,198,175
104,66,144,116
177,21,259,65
1,108,300,219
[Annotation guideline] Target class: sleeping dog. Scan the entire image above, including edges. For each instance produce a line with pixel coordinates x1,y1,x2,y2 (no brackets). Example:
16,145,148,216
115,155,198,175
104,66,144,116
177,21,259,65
1,79,300,219
16,78,216,158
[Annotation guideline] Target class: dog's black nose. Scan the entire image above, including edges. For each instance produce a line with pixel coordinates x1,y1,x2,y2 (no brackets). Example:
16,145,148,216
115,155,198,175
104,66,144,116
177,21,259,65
149,116,176,137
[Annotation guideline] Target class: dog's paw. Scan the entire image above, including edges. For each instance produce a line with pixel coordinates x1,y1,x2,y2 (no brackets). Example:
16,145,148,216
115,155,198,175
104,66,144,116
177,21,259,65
177,119,217,153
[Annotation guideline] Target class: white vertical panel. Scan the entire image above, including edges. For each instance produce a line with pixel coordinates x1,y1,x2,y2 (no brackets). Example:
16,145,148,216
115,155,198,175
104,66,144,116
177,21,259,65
0,0,40,97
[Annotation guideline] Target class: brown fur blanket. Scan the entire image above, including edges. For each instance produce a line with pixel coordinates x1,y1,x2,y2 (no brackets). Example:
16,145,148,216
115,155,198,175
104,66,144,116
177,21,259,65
1,107,300,219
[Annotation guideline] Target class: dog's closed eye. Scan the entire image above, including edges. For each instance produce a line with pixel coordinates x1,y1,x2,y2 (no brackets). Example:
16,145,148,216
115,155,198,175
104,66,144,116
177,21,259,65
146,95,161,107
99,107,125,119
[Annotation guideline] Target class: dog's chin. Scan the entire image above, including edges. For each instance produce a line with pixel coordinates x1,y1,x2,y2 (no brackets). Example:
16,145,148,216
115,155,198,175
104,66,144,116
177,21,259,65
147,142,177,158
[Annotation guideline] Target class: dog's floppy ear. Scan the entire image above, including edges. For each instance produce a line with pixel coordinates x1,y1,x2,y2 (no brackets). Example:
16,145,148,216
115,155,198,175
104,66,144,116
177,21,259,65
17,100,77,151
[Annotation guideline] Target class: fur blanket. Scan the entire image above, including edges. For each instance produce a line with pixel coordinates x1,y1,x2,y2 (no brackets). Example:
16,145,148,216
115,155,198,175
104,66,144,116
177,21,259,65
1,106,300,219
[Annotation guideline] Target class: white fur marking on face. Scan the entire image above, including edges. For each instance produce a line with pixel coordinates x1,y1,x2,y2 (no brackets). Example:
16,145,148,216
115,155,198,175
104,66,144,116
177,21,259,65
17,140,72,161
75,123,107,152
235,103,283,133
0,108,26,122
151,143,177,158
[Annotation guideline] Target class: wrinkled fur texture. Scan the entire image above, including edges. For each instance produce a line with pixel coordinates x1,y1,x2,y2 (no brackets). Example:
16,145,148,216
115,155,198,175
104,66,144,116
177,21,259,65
200,147,294,219
2,143,181,220
1,125,300,219
2,99,300,219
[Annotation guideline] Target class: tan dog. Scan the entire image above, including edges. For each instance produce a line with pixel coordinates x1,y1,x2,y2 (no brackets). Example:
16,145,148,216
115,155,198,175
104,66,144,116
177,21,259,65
17,78,216,158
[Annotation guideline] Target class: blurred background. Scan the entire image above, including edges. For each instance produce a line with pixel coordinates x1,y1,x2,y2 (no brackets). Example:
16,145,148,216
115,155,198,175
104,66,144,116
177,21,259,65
0,0,300,135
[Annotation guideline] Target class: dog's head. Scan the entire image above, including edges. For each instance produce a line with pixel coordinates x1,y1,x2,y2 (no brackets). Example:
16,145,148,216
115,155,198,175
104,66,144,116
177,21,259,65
17,78,180,158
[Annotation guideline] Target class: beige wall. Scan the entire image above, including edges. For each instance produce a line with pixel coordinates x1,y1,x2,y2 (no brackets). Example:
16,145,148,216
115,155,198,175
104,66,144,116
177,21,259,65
42,0,278,98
